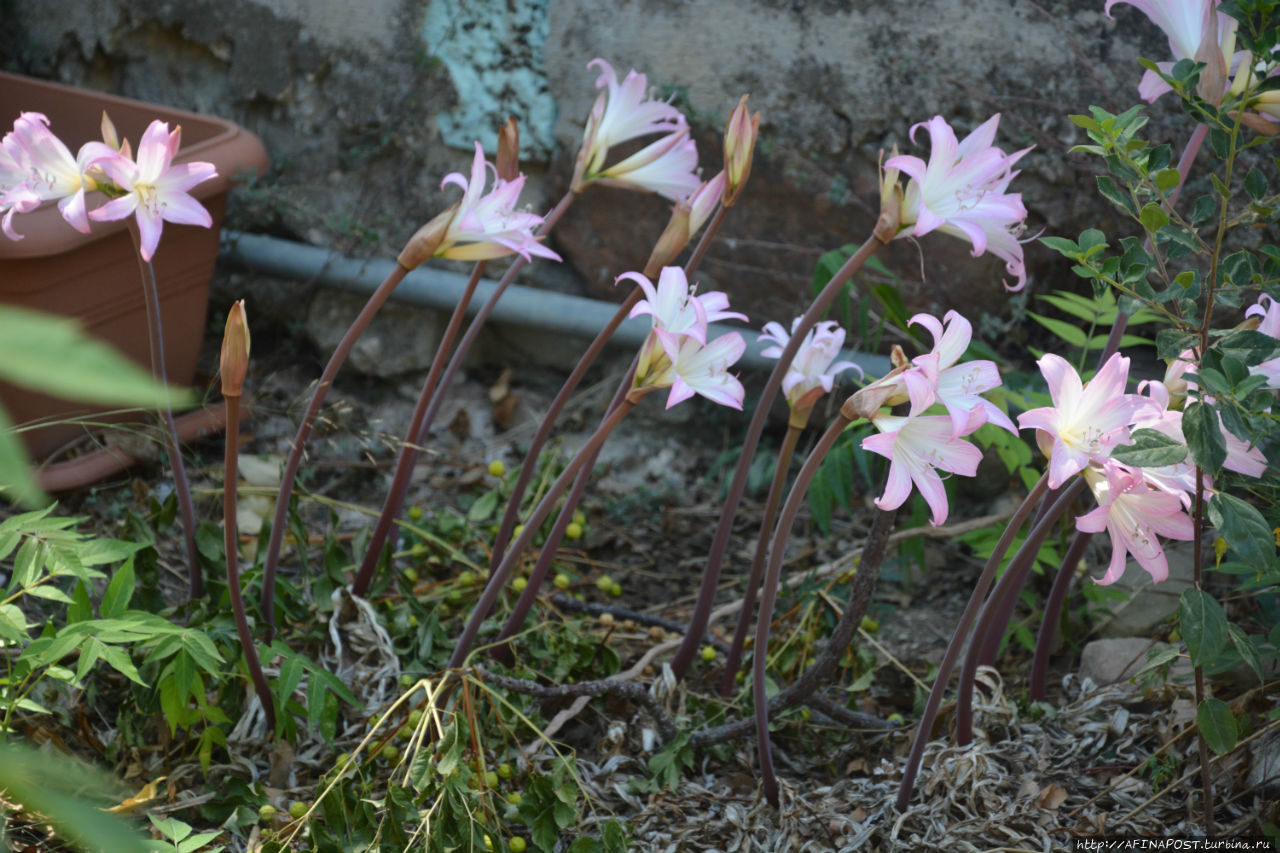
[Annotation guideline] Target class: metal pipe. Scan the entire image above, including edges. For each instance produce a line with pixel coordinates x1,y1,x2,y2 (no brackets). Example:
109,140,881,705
219,231,893,378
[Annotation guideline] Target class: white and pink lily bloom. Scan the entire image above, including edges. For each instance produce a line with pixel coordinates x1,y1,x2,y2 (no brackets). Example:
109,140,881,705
593,128,702,201
1,111,117,239
429,142,560,263
1246,294,1280,389
905,310,1017,435
1105,0,1240,102
862,408,986,526
573,59,701,201
88,120,217,261
621,266,745,375
1018,352,1152,489
1076,461,1196,585
1132,380,1266,490
885,115,1032,291
643,331,748,410
759,318,861,411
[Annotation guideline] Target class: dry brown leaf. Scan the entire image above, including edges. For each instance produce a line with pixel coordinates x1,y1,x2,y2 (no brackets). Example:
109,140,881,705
492,393,518,430
105,776,166,813
488,367,512,404
1037,783,1068,810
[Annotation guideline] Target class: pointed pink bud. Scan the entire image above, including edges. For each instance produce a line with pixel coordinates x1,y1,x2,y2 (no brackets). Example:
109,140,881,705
496,117,520,182
220,300,251,397
722,95,759,207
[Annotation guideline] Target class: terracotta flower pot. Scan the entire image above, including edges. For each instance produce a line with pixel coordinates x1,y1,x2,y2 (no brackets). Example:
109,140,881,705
0,71,268,459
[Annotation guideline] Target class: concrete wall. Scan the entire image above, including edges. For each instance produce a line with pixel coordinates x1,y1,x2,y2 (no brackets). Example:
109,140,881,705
4,0,1176,366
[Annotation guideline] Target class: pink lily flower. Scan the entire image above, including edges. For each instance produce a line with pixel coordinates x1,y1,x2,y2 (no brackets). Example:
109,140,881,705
1076,462,1196,585
572,59,701,201
759,318,861,411
88,120,217,261
1104,0,1240,102
645,331,748,410
862,409,985,526
620,266,745,377
2,112,117,239
885,115,1032,291
905,310,1016,435
434,142,561,263
1017,352,1152,489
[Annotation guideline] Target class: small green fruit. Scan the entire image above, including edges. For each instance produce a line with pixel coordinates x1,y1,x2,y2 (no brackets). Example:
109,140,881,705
700,645,717,662
400,673,414,687
447,589,464,604
335,752,351,769
497,762,513,780
258,804,277,822
608,581,622,597
506,791,523,805
888,713,905,725
513,524,525,537
553,573,571,590
408,505,424,521
488,459,506,477
288,801,307,820
572,509,586,526
458,570,477,586
860,616,880,632
595,574,613,592
512,576,528,593
381,744,399,762
410,543,428,557
484,770,499,787
565,522,583,540
409,709,423,727
509,837,527,853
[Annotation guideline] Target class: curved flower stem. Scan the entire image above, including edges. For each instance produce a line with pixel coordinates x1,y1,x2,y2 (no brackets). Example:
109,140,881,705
224,394,276,734
754,410,851,806
350,192,577,597
446,398,635,671
129,230,201,599
719,421,803,696
954,479,1083,746
1028,528,1092,701
350,261,488,596
895,473,1048,812
489,355,638,666
488,288,642,572
670,227,889,681
260,262,410,634
489,201,728,572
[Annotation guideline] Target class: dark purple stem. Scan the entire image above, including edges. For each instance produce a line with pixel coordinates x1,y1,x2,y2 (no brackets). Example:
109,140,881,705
669,229,888,680
1028,528,1093,701
954,479,1083,746
754,410,853,806
130,231,202,599
446,398,635,671
895,474,1048,812
720,422,802,696
350,191,576,597
350,261,488,596
224,395,276,734
260,263,410,635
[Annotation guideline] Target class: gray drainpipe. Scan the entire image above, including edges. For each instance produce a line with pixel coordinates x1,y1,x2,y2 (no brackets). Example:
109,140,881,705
219,231,892,380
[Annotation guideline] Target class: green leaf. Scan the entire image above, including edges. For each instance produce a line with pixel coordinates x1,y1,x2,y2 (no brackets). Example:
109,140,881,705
467,490,498,523
1244,166,1267,201
0,306,194,409
0,742,151,853
1111,428,1188,467
1027,311,1088,347
1227,623,1264,684
1139,201,1170,233
100,557,136,618
1156,329,1198,360
1179,589,1229,667
1207,493,1276,573
1182,401,1226,473
1213,329,1280,366
1197,697,1237,755
1040,236,1080,257
1097,176,1134,215
68,579,94,624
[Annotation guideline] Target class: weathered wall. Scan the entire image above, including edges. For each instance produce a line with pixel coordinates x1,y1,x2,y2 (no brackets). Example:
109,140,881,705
4,0,1177,366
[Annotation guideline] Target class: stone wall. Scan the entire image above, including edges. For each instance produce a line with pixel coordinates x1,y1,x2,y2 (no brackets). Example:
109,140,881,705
4,0,1179,364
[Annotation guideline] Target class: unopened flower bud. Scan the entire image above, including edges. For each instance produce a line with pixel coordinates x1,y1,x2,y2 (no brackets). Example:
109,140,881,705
101,111,121,150
841,347,911,421
644,202,691,277
220,300,250,397
722,95,759,207
398,206,457,270
876,148,904,243
496,117,520,182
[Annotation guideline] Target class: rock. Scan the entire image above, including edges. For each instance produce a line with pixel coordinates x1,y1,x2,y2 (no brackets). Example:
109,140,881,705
305,290,443,378
1078,637,1188,687
1090,541,1197,639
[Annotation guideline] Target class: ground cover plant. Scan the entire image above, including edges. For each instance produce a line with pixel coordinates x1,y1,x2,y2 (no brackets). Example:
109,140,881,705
1,0,1279,849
